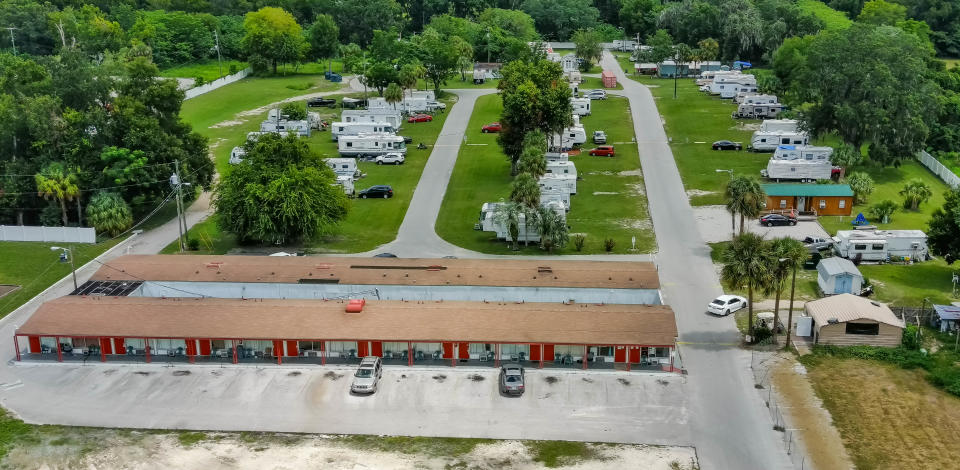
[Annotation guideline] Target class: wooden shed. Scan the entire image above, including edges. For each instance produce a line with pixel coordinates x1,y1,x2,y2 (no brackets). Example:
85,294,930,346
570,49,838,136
762,184,854,216
601,70,617,88
805,294,904,347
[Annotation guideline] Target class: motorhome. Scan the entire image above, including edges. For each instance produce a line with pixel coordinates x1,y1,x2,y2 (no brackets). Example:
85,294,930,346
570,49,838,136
539,173,577,195
324,158,359,178
571,98,591,116
718,78,758,99
546,161,577,178
475,200,567,243
260,119,311,137
335,175,355,196
228,147,245,164
337,133,407,157
341,109,403,128
750,131,808,152
330,121,396,141
833,230,929,262
733,102,784,119
760,119,799,133
761,146,835,182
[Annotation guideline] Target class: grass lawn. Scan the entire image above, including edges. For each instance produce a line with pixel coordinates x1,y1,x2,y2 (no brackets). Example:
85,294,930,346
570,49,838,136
417,74,501,90
435,94,656,254
0,240,122,318
805,358,960,469
578,76,622,90
859,259,959,306
944,58,959,69
643,76,769,206
817,160,949,236
159,60,249,82
611,51,635,76
798,0,852,30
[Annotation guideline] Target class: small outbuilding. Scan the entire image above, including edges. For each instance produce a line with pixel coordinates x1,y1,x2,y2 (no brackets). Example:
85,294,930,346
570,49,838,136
804,294,904,347
816,257,864,295
601,70,617,88
762,183,854,216
932,304,960,332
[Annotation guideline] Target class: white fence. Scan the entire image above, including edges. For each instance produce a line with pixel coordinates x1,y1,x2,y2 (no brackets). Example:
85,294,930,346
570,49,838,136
0,225,96,243
918,150,960,189
184,67,252,100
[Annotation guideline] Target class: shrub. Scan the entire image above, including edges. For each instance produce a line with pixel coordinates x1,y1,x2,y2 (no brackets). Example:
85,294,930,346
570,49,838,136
229,64,238,75
603,238,615,252
187,238,200,251
573,234,586,251
901,325,920,350
194,76,205,87
86,192,133,236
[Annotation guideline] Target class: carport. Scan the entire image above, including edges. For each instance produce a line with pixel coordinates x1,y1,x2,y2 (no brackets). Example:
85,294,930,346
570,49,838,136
16,297,679,373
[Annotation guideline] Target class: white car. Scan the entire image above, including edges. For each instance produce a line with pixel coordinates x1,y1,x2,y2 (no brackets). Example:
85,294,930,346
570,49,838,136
375,153,405,165
584,89,607,100
707,295,748,316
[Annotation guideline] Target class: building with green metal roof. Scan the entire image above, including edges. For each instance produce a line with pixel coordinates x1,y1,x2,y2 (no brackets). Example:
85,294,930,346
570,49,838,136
762,184,854,216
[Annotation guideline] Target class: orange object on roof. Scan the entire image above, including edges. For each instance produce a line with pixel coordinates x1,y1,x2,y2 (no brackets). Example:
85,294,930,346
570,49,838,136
346,299,365,313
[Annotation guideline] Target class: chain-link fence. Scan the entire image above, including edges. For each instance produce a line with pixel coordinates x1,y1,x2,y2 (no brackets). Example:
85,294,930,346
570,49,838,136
751,351,808,470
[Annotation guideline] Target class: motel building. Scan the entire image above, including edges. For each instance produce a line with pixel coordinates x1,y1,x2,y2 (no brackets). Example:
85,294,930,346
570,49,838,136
14,256,680,372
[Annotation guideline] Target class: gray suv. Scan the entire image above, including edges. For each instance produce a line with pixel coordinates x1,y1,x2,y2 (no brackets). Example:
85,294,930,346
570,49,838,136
351,356,383,394
499,363,525,396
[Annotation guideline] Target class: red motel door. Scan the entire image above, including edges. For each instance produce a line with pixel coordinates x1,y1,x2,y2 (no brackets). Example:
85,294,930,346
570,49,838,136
185,340,196,356
442,342,454,359
198,340,211,356
358,341,369,357
99,338,112,355
529,344,541,361
28,336,41,354
614,346,627,363
542,344,555,362
285,341,299,356
372,341,383,357
629,347,641,363
113,338,125,354
458,343,470,360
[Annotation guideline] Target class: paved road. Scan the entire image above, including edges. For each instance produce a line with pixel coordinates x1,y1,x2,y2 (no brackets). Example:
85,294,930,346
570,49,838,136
603,51,792,469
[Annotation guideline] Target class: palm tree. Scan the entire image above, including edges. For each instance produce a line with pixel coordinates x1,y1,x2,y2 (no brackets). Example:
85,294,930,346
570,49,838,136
517,146,547,178
720,233,773,338
671,43,693,99
534,205,569,253
398,63,420,99
899,179,933,211
869,200,898,224
846,172,874,204
725,175,766,235
767,237,807,345
493,200,523,250
35,163,80,226
453,37,474,82
510,173,541,210
384,82,403,112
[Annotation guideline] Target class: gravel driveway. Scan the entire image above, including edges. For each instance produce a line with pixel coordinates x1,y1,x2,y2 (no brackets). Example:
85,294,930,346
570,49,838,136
693,205,829,243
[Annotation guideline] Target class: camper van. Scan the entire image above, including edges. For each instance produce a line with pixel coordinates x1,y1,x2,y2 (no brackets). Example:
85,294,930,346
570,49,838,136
539,173,577,195
330,121,396,141
229,147,245,164
546,161,577,178
341,109,403,128
571,98,591,116
324,158,360,178
833,230,928,262
760,119,799,133
750,131,809,152
475,200,567,243
338,133,407,157
761,146,836,181
733,102,784,119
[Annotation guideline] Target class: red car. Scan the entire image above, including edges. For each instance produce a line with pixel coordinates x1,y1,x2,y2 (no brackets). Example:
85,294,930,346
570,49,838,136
408,114,433,123
588,145,615,157
481,122,501,133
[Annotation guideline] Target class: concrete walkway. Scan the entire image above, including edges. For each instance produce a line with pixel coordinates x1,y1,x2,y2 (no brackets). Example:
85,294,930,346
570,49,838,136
603,51,792,469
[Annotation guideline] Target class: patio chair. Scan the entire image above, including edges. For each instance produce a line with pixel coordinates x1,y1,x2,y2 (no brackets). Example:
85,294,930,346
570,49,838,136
432,350,441,360
177,347,184,356
555,353,562,363
40,345,52,354
127,346,135,355
518,352,526,362
416,350,424,360
401,350,408,360
510,354,518,362
348,349,356,359
385,350,392,358
264,347,273,357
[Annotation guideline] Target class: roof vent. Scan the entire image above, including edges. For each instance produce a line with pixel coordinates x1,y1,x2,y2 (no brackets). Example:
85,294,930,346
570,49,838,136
870,301,880,307
538,266,553,273
346,299,365,313
827,317,839,324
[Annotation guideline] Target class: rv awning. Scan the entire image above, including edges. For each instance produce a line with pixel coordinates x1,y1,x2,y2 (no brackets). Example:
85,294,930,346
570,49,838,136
934,304,960,321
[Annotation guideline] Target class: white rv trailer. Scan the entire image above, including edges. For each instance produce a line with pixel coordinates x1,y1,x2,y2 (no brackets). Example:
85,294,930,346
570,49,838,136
368,97,444,113
539,173,577,195
546,161,577,178
750,130,809,152
541,188,571,209
324,158,359,178
546,152,569,162
733,102,784,119
833,230,928,262
760,119,799,133
761,146,835,182
307,112,322,130
476,200,567,243
247,131,268,142
556,126,586,145
337,133,407,157
548,133,576,152
340,109,403,128
330,121,396,141
719,79,758,99
744,94,779,105
698,69,740,86
228,147,245,164
335,175,355,196
260,119,312,137
733,91,758,104
571,98,591,116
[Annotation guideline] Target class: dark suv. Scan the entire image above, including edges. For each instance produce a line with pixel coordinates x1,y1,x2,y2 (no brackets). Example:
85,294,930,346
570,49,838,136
358,185,394,199
307,97,337,108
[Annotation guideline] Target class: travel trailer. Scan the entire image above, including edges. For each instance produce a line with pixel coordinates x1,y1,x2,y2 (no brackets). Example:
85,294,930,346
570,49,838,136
733,102,784,119
761,146,836,181
330,121,396,141
546,152,569,162
539,173,577,195
337,133,407,157
368,97,444,113
750,131,809,152
759,119,799,133
733,91,758,104
228,147,245,164
260,119,311,137
475,200,567,243
246,131,268,142
546,161,577,178
555,126,586,145
324,158,360,178
744,94,779,105
613,39,638,52
541,189,571,209
833,230,929,262
334,175,355,196
709,74,755,95
571,98,591,116
341,109,403,128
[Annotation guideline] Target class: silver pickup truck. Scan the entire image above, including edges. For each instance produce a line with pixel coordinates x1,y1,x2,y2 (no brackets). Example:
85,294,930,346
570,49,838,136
803,236,833,252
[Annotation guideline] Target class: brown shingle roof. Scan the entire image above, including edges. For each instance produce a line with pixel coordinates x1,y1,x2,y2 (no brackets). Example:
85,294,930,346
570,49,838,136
804,294,904,328
17,297,677,346
89,255,660,289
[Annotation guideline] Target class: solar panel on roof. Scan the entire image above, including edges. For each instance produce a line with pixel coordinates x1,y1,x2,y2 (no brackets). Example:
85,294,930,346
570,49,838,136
71,280,142,297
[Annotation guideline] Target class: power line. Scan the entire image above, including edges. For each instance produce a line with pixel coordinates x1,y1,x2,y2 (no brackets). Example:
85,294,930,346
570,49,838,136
0,161,180,178
90,258,210,298
0,177,181,197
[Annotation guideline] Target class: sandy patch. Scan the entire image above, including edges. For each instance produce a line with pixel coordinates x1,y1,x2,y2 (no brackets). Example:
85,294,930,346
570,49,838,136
735,122,761,131
627,183,647,196
587,171,615,176
618,169,643,177
686,189,715,197
593,191,619,195
209,120,243,129
0,284,19,299
616,218,653,230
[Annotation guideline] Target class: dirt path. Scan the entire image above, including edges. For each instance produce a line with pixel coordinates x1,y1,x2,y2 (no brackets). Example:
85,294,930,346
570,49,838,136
769,354,854,470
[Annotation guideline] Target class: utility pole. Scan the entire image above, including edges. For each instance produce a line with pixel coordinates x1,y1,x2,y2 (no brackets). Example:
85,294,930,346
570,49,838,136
171,161,187,252
362,51,368,101
213,29,223,79
51,246,77,291
4,27,17,55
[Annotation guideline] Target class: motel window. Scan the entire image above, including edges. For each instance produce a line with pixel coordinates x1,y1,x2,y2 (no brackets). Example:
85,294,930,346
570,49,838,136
839,200,846,209
124,338,146,350
299,340,323,351
499,343,530,360
780,199,787,209
326,341,357,355
382,342,408,356
468,343,493,355
819,200,826,209
854,244,867,250
872,243,884,250
845,323,879,335
149,339,186,352
211,340,226,350
238,340,269,352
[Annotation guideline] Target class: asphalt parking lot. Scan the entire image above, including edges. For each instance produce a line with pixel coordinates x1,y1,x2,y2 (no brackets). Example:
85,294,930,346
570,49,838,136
693,205,829,243
2,364,692,446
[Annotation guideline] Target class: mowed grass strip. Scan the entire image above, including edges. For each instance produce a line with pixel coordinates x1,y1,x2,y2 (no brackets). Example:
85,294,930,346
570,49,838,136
435,94,655,254
159,59,249,82
806,358,960,469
